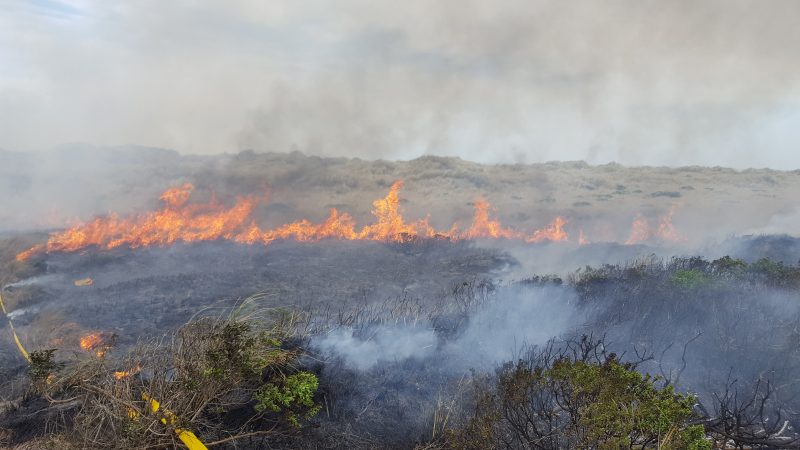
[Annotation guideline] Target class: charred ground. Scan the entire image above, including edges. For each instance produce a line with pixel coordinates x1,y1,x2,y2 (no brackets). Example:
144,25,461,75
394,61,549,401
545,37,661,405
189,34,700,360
1,233,800,448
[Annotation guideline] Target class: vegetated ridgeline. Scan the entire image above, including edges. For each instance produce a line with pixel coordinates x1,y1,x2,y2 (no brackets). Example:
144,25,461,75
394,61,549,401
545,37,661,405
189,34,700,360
2,255,800,448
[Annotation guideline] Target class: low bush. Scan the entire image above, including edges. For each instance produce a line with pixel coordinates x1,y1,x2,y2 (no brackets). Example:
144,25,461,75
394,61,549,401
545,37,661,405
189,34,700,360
31,311,319,449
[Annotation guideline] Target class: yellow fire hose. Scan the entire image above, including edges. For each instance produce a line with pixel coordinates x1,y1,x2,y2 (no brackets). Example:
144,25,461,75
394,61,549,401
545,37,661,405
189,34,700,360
0,291,31,363
140,393,208,450
1,288,207,449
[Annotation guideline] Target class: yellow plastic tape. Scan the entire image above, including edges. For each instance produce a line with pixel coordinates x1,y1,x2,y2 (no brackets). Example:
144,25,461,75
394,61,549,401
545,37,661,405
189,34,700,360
141,393,208,450
0,291,31,363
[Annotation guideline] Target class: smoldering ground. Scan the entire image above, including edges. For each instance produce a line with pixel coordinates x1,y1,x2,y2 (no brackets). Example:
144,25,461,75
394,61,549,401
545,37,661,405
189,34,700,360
300,240,800,447
312,284,582,373
3,233,800,447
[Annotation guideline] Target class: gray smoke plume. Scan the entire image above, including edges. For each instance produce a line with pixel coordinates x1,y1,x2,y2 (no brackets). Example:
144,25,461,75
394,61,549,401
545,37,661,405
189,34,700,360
314,326,437,371
2,1,800,168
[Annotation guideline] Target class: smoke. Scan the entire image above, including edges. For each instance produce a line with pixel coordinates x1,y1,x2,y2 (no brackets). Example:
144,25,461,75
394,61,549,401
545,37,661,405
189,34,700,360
314,326,437,371
1,1,800,168
312,284,582,373
445,284,580,369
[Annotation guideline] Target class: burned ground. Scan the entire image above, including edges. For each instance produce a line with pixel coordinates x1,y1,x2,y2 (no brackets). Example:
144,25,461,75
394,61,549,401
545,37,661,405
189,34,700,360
3,234,800,448
0,239,511,373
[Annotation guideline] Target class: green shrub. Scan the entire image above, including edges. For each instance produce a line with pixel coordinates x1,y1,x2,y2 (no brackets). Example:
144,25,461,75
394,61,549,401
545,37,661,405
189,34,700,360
447,343,709,449
672,269,709,290
28,349,63,385
254,371,321,427
545,358,703,449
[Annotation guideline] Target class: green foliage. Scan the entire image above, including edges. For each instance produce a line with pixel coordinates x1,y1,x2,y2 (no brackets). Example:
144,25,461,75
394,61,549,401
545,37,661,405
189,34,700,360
746,258,800,287
750,257,786,277
203,321,261,379
201,320,287,381
254,372,321,427
545,358,701,448
28,348,63,384
450,351,709,449
182,317,322,427
671,269,709,290
674,424,712,450
710,256,747,274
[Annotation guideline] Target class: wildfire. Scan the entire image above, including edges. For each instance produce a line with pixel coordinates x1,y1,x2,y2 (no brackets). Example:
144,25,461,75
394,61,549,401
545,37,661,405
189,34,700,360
16,184,258,260
526,216,568,243
14,180,687,259
462,198,522,240
625,205,686,245
80,332,112,358
114,362,142,380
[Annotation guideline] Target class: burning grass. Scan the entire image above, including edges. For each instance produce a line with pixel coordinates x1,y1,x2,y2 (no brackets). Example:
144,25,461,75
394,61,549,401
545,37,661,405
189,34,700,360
16,180,688,262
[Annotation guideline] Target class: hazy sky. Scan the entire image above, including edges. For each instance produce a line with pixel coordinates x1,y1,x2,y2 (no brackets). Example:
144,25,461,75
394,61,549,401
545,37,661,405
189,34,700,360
1,0,799,168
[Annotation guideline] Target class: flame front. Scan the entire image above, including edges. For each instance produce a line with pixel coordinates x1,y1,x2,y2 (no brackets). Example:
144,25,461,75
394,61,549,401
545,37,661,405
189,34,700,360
16,180,687,260
18,183,258,259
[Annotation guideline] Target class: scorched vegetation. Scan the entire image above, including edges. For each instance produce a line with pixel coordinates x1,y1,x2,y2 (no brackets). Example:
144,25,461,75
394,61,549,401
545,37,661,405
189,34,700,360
2,250,800,449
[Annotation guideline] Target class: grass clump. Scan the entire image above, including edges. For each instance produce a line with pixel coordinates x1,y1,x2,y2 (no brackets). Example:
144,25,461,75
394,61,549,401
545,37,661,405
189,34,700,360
27,308,319,449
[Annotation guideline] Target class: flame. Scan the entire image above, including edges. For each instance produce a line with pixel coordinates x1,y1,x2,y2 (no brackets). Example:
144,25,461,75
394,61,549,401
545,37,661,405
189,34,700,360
114,362,142,380
74,277,93,287
625,206,685,245
656,205,686,243
80,332,110,358
359,181,420,240
578,229,589,246
625,214,652,245
16,180,689,260
17,184,258,259
461,198,521,240
526,216,568,243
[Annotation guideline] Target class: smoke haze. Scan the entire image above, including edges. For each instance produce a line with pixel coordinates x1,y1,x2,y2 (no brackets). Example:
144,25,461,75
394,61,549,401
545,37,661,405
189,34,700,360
1,1,799,168
313,285,582,373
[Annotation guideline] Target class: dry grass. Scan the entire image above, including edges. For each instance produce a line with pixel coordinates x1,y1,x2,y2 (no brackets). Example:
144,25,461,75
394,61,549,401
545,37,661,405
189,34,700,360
23,304,318,449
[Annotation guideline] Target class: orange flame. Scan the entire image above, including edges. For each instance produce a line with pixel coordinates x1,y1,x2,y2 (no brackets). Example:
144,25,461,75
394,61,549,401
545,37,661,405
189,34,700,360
461,198,521,240
114,362,142,380
625,214,652,245
625,206,685,245
80,332,110,358
17,184,258,259
656,205,686,243
526,217,568,243
359,180,420,240
19,180,692,261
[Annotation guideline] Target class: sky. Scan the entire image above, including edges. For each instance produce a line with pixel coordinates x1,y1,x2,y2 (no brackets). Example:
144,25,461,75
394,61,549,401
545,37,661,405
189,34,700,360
0,0,799,168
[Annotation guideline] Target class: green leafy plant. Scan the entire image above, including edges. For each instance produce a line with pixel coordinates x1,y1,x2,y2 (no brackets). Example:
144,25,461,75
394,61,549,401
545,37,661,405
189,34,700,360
254,372,321,427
